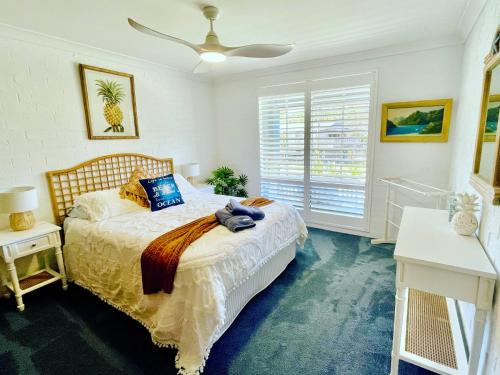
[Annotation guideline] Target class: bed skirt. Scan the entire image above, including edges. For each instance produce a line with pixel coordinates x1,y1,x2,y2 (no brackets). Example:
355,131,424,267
214,241,296,341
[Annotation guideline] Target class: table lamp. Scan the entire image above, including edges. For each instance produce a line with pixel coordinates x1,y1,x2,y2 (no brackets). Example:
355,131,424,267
183,163,200,185
0,186,38,231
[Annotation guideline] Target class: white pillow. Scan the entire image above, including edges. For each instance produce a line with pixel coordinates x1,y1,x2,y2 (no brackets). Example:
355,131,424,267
74,188,145,222
67,205,90,220
173,173,199,195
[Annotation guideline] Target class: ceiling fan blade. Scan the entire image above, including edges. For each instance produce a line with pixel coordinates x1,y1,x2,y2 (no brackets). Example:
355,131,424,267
193,61,213,74
128,18,200,53
225,44,293,58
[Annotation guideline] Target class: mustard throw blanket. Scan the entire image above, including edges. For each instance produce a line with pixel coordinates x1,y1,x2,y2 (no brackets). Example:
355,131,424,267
141,197,274,294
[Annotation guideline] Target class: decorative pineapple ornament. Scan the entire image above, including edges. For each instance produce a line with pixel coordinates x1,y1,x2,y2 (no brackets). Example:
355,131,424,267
451,193,479,236
95,80,125,132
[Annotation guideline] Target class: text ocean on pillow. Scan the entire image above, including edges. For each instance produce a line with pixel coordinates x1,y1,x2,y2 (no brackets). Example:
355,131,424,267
140,174,184,211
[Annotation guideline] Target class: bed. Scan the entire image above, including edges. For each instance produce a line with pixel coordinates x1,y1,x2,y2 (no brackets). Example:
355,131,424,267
46,153,307,375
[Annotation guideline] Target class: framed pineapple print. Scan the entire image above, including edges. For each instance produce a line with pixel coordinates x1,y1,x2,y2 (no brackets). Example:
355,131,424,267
79,64,139,139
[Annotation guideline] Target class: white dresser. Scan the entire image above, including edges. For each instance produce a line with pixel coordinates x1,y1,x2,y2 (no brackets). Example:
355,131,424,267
391,207,496,375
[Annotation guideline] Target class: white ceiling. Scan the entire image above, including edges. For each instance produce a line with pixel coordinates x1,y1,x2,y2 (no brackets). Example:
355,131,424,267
0,0,483,77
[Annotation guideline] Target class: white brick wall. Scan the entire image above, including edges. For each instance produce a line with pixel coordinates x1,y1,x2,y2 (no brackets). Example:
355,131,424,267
0,25,217,228
448,0,500,373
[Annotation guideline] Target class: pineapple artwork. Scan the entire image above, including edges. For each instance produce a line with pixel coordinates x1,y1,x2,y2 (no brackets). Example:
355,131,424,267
80,64,139,140
96,80,125,132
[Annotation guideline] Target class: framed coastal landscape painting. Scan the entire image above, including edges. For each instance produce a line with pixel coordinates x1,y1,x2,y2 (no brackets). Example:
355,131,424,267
79,64,139,140
380,99,453,142
484,94,500,142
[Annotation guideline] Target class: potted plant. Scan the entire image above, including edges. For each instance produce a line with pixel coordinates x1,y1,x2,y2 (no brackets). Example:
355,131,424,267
206,166,248,197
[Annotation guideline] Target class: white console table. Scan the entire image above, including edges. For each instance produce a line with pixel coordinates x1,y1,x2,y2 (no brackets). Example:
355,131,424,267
391,207,496,375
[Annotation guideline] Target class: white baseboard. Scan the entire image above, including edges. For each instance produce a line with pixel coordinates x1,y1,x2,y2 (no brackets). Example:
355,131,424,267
305,220,377,238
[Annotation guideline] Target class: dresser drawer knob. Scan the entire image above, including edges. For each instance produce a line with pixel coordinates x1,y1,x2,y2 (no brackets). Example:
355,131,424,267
31,243,37,248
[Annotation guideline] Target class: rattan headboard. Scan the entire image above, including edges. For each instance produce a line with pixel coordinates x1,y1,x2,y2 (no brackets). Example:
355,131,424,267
46,153,174,225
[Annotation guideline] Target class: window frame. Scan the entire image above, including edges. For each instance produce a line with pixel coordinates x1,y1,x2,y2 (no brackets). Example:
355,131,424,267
257,72,378,233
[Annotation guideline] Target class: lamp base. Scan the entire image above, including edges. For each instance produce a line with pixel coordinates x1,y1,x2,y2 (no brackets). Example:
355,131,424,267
9,211,35,231
187,176,198,186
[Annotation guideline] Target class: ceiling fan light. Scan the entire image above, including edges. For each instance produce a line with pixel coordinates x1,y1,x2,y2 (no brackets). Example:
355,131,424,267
200,51,226,62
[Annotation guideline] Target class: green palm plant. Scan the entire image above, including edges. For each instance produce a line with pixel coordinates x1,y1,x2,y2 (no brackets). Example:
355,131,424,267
206,166,248,197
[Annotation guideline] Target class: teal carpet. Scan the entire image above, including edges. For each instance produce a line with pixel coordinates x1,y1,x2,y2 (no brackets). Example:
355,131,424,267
0,228,433,374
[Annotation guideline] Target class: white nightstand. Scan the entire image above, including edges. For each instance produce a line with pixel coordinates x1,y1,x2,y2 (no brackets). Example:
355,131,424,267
196,184,215,194
0,222,67,311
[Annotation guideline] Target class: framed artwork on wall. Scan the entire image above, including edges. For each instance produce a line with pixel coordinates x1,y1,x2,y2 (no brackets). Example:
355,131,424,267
380,98,453,142
79,64,139,140
484,94,500,142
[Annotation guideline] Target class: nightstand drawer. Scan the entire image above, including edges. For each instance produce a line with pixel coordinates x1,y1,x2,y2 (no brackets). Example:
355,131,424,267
15,235,51,254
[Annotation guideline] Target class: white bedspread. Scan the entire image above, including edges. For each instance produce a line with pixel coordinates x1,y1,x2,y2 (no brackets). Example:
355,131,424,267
63,192,307,375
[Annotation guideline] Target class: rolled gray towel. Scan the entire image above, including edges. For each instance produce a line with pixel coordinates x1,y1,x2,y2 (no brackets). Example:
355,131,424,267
226,198,265,220
215,208,255,232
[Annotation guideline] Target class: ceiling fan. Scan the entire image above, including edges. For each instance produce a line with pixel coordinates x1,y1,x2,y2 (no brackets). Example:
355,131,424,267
128,5,294,73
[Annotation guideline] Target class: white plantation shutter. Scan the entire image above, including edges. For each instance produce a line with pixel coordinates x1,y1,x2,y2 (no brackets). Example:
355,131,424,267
259,92,305,208
309,85,370,217
258,73,374,231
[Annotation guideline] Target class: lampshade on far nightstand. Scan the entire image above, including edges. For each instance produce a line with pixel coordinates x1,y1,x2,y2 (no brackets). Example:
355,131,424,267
183,163,200,185
0,186,38,231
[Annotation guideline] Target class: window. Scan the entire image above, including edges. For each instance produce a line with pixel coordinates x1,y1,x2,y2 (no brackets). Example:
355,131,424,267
309,85,370,217
258,73,375,231
259,92,305,208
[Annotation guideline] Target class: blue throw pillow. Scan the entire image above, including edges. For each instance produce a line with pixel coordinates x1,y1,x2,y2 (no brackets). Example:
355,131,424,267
139,174,184,212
